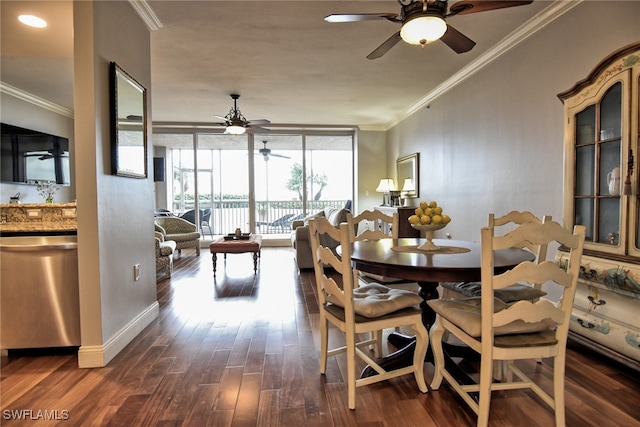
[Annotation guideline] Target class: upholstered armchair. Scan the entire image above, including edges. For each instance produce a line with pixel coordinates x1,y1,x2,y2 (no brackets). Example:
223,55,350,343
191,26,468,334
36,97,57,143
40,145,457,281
154,217,201,256
155,231,177,277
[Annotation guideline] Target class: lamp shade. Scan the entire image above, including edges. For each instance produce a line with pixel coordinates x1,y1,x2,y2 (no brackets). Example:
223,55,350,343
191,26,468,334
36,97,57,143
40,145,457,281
376,178,396,193
402,178,415,192
400,15,447,46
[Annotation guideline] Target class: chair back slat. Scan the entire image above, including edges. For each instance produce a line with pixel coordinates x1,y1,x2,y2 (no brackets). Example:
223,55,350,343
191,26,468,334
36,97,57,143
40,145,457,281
494,261,573,290
347,210,399,241
490,211,551,262
494,221,578,252
493,299,565,328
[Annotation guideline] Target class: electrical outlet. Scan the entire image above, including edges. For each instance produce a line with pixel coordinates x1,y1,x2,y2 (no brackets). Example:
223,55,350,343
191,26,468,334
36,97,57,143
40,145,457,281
133,264,140,281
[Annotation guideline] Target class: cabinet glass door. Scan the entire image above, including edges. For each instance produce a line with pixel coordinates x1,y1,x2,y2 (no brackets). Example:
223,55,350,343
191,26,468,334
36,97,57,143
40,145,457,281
573,82,623,248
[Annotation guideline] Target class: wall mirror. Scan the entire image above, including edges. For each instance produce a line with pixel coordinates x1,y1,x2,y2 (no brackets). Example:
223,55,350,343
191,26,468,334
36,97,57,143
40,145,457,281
110,62,147,178
396,153,419,199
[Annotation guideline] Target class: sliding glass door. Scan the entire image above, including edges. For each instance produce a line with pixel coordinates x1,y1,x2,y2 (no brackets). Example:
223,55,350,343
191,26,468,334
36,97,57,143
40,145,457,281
153,129,354,239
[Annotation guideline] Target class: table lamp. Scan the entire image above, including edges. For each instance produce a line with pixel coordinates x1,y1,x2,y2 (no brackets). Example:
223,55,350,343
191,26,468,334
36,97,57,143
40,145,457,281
376,178,396,206
401,178,415,206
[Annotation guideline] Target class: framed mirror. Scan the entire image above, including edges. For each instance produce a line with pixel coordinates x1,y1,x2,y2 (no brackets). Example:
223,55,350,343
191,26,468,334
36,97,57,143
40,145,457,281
397,153,419,199
109,62,147,178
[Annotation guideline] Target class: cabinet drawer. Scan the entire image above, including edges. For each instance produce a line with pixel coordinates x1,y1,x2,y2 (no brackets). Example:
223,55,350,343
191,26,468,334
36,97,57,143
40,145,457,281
573,283,640,329
571,306,640,363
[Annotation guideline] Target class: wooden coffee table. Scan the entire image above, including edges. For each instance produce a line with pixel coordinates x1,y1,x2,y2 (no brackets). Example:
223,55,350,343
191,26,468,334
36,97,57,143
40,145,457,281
209,234,262,275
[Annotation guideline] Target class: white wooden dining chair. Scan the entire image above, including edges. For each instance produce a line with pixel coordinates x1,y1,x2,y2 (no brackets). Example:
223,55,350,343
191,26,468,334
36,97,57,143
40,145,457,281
428,219,586,427
347,209,420,339
308,217,428,410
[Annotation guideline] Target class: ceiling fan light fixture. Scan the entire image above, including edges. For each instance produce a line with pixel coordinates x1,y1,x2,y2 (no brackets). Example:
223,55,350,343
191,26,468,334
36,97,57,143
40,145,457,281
400,15,447,46
225,124,246,135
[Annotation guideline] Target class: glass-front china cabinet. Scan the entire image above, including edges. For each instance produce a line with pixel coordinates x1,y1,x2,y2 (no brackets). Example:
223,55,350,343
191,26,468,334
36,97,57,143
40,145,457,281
557,42,640,369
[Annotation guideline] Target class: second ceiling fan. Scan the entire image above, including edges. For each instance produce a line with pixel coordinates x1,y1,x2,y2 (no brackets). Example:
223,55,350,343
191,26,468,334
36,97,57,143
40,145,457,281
258,141,290,161
324,0,533,59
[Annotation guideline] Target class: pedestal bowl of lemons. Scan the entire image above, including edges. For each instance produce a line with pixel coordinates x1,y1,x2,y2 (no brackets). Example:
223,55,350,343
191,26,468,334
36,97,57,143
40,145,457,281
408,201,451,251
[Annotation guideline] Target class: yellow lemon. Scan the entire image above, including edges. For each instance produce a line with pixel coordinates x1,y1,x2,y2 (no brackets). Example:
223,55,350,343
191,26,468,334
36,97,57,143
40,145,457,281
429,201,438,208
414,208,424,217
423,207,433,217
420,215,431,225
431,214,443,224
420,201,428,211
408,214,421,225
441,214,451,224
433,206,443,215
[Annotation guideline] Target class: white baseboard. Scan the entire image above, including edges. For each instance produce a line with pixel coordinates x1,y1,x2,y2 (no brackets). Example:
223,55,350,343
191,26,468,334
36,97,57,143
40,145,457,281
77,301,159,368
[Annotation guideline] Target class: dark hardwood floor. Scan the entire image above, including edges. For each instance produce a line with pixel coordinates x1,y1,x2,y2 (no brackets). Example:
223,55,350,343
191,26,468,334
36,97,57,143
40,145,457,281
2,247,640,426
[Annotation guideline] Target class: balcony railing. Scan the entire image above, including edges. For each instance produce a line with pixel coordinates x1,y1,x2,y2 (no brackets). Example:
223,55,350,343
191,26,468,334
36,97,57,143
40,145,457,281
170,199,349,237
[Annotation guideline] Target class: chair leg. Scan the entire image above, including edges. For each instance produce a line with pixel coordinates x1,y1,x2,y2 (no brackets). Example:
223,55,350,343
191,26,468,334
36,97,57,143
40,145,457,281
553,354,566,427
429,318,446,390
346,329,357,410
477,348,494,427
411,321,428,393
166,255,173,277
319,315,329,374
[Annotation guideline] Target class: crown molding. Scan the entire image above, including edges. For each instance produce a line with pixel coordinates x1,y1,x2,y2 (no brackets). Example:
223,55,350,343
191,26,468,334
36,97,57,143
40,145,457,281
0,82,74,118
128,0,163,32
385,0,583,130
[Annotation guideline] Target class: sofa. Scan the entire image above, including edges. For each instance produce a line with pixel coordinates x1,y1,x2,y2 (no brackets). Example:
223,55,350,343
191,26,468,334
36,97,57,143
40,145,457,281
291,207,350,269
155,231,177,277
154,217,201,256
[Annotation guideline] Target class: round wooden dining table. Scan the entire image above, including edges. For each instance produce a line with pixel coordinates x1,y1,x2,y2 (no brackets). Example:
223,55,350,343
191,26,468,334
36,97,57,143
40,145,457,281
347,237,535,377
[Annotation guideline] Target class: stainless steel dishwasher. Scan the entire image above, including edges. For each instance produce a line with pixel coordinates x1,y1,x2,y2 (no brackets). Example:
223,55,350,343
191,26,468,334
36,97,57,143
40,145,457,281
0,235,80,350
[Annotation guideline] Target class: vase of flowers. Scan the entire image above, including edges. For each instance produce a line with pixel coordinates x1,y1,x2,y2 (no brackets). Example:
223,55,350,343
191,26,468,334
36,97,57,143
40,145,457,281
36,181,59,203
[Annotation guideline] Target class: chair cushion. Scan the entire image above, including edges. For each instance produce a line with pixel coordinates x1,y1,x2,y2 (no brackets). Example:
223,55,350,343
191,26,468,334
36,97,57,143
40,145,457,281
440,281,546,303
326,283,423,318
427,297,550,337
164,232,201,242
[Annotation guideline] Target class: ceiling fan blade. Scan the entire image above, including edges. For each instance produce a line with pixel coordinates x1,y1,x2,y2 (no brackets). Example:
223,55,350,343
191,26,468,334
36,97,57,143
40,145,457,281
324,13,398,23
247,126,270,134
213,115,229,122
248,119,271,125
367,31,402,60
448,0,533,16
440,25,476,54
270,153,291,159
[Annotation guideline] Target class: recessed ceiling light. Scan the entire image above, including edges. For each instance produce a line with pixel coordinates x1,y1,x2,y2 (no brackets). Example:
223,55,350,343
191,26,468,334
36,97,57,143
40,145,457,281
18,14,47,28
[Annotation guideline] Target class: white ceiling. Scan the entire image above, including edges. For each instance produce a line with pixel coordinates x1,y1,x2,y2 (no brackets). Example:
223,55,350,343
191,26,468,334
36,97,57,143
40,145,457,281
1,0,560,130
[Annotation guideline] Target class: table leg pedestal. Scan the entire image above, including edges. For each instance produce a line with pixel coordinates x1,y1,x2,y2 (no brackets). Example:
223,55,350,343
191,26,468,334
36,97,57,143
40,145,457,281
212,253,218,275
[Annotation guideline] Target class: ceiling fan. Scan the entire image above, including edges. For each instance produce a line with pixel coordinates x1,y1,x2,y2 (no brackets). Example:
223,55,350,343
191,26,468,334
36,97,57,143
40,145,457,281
214,94,270,135
258,141,290,161
324,0,533,59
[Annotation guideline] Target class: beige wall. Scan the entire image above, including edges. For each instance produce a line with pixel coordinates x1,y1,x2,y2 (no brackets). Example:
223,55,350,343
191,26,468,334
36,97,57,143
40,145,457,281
355,130,388,213
387,1,640,243
74,1,157,367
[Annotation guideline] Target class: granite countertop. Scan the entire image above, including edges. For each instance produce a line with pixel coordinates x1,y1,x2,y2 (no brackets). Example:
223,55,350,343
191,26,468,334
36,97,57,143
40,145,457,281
0,202,77,234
